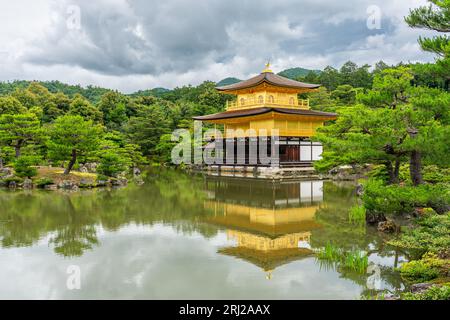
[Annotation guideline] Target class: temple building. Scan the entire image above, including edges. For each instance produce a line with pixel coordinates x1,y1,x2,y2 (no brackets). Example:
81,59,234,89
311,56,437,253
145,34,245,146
193,64,337,167
203,177,324,277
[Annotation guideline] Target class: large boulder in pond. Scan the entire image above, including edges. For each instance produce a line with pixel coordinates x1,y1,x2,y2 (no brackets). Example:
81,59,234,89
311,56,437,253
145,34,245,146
411,283,433,294
0,167,13,179
23,178,33,189
84,162,98,173
8,180,17,189
328,165,369,181
377,219,399,233
58,180,79,191
79,178,95,188
355,183,364,197
133,167,141,176
366,211,386,225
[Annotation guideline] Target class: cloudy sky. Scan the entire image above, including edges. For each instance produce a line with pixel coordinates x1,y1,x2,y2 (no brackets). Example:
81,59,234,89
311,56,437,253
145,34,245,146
0,0,437,93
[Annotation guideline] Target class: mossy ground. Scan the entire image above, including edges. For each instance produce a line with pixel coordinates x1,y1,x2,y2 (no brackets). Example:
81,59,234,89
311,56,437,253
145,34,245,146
34,166,98,185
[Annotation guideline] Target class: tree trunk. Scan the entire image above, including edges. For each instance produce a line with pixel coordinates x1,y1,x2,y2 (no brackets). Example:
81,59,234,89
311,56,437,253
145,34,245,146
15,146,21,158
14,140,23,158
385,161,394,185
386,158,401,184
64,149,77,175
393,158,400,184
0,157,3,169
407,127,423,186
410,150,423,186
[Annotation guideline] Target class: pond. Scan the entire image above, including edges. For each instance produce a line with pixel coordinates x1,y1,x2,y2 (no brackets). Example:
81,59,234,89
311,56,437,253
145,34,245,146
0,169,407,299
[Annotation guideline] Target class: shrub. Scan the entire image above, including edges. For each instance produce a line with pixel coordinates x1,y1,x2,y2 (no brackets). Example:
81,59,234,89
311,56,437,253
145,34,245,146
13,156,40,178
399,261,439,283
367,165,389,183
97,150,129,177
35,177,54,188
96,174,109,182
423,165,450,184
402,284,450,300
362,179,450,216
388,213,450,254
399,253,448,283
398,164,450,184
0,176,23,186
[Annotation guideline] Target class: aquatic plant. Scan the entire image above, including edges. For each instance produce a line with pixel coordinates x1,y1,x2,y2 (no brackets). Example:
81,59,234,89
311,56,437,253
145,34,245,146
317,242,342,261
348,205,366,224
316,242,368,274
343,250,369,274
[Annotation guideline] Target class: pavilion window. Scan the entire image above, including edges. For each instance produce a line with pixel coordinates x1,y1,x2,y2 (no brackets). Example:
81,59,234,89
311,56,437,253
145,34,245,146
240,98,245,106
268,95,274,103
289,97,295,105
258,95,264,104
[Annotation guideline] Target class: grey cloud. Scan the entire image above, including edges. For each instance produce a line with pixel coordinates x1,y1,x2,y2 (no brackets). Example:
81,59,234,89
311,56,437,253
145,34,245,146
22,0,429,76
0,0,434,90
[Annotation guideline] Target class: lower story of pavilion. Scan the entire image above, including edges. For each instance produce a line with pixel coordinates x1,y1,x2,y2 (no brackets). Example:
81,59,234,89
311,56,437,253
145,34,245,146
203,137,323,167
193,107,337,168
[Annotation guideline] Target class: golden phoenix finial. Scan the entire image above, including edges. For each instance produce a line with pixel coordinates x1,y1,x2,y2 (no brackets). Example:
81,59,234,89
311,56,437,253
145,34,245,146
262,60,272,73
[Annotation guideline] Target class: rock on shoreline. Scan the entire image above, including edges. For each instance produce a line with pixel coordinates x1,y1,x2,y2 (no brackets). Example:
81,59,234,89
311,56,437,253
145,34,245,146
0,166,132,191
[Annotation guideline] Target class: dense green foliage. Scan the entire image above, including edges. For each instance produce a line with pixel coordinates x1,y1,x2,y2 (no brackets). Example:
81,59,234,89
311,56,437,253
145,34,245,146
13,156,39,178
315,67,450,186
0,0,448,183
0,79,230,177
402,283,450,300
388,213,450,254
362,180,450,215
399,252,448,283
47,115,103,174
405,0,450,90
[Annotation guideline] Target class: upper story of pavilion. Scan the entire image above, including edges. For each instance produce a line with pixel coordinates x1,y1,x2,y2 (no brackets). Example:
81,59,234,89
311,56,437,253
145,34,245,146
216,63,320,111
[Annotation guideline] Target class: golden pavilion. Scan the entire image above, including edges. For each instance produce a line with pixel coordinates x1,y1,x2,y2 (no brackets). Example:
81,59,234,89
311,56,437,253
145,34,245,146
193,64,337,166
203,177,324,276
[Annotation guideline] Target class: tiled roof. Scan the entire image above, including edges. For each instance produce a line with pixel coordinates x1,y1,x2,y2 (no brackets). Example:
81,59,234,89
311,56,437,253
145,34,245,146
193,107,337,121
216,72,320,91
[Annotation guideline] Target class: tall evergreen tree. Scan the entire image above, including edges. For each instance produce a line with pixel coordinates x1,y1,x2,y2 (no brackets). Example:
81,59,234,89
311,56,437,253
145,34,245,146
405,0,450,89
48,115,103,174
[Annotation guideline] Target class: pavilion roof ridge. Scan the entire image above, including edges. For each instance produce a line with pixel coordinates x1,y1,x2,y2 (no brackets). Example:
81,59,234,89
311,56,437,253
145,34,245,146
216,72,320,92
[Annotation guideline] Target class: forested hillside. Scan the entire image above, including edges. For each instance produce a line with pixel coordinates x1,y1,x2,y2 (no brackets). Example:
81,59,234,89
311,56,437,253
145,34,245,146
0,59,448,175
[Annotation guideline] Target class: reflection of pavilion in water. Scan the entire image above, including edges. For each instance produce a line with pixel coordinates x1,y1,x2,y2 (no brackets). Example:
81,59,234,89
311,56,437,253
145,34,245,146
204,178,324,277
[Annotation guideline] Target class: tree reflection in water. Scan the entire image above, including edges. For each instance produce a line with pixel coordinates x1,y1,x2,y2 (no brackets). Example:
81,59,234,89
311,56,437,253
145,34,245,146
0,168,407,294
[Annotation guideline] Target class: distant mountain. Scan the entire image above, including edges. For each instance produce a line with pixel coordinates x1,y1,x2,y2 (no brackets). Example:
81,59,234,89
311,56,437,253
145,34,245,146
277,67,322,80
0,80,112,104
216,77,241,87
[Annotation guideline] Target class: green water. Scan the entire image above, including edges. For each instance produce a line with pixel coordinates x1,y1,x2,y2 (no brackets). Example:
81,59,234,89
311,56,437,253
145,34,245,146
0,169,406,299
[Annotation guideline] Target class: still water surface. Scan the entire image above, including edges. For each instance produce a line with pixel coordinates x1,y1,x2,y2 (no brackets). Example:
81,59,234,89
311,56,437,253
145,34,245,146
0,169,406,299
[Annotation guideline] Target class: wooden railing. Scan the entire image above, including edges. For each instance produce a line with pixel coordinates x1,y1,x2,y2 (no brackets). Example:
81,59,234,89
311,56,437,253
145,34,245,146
226,97,310,111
